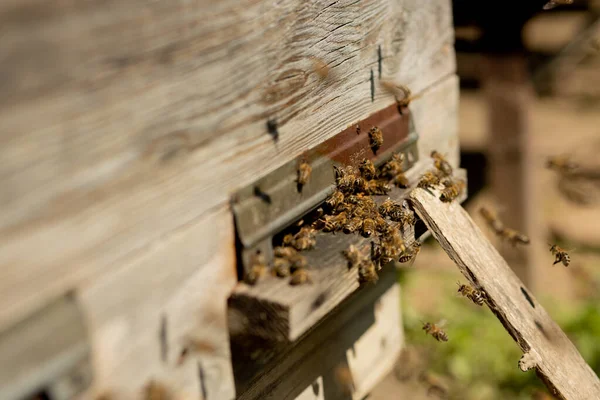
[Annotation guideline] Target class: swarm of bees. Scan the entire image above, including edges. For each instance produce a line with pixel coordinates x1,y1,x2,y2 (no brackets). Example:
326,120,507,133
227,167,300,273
549,244,571,267
478,206,530,246
417,151,466,203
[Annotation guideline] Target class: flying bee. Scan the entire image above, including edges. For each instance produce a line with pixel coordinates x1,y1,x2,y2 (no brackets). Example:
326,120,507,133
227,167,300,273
417,169,442,189
393,173,410,188
398,242,421,263
439,179,465,202
358,259,379,284
367,179,391,195
343,244,363,269
292,226,317,250
144,380,171,400
380,81,420,111
326,190,345,209
361,217,376,237
359,158,377,180
368,127,384,154
272,257,291,277
549,244,571,267
501,228,530,246
543,0,573,10
343,217,363,234
379,152,405,178
546,155,578,175
245,251,268,285
479,206,504,234
297,158,312,191
422,321,448,342
431,150,453,176
457,282,486,306
290,268,312,285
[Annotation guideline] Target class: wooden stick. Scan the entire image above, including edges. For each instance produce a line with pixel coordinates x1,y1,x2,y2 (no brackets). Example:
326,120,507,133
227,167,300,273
409,188,600,400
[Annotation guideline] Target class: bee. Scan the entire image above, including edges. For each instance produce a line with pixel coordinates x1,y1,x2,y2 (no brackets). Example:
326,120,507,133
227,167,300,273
311,57,330,79
501,228,530,246
546,155,578,175
297,159,312,191
289,252,308,270
378,198,398,216
282,233,295,246
378,228,405,263
379,152,405,178
335,166,359,192
274,246,297,258
343,244,363,269
352,176,369,193
398,242,421,263
399,209,416,227
361,217,376,237
417,170,442,189
366,179,391,195
393,173,410,188
422,321,448,342
381,81,419,110
292,226,316,251
479,207,504,234
549,244,571,267
431,150,453,176
457,282,486,306
290,268,312,285
326,190,345,209
359,159,377,180
439,179,465,202
144,380,171,400
368,127,384,154
272,257,291,277
543,0,573,10
343,217,363,234
322,211,348,232
358,259,379,284
244,251,268,285
419,372,449,400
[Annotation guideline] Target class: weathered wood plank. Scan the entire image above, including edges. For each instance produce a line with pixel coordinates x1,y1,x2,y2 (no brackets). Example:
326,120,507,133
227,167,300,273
409,188,600,400
0,0,456,331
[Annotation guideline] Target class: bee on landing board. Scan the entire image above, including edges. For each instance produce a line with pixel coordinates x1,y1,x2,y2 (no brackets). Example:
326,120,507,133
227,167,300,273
272,256,291,277
361,217,376,238
430,150,453,176
334,166,359,193
292,226,317,251
439,179,465,203
343,217,363,234
422,321,448,342
290,268,312,285
342,244,363,269
359,158,377,180
358,259,378,284
378,198,401,217
245,251,268,285
549,244,571,267
398,242,421,263
325,190,345,210
297,158,312,192
321,211,348,233
417,170,443,189
366,179,391,195
368,127,384,154
457,282,486,306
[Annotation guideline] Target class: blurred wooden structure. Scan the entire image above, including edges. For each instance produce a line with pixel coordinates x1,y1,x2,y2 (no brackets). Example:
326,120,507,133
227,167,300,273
0,0,459,399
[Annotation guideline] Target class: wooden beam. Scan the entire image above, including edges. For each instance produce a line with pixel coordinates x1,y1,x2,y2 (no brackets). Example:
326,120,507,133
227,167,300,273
409,188,600,400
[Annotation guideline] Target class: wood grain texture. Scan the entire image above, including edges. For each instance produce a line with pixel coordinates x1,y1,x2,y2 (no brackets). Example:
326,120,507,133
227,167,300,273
0,0,456,332
409,188,600,400
79,207,237,400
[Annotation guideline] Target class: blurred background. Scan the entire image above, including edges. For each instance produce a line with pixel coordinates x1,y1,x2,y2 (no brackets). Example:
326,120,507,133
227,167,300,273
374,1,600,399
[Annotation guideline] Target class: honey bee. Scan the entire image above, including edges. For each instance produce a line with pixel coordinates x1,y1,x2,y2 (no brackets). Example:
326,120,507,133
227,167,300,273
272,257,291,277
289,252,308,270
417,170,442,189
245,251,268,285
549,244,571,267
297,159,312,191
399,209,416,226
501,228,530,246
479,207,504,234
322,211,348,232
431,150,453,176
378,198,399,216
292,226,317,251
290,268,312,285
359,158,377,180
398,242,421,263
368,127,384,154
282,233,295,246
377,228,405,264
439,179,465,202
274,246,297,258
144,380,171,400
366,179,391,195
361,217,376,237
326,190,345,209
457,282,486,306
546,155,578,175
335,166,359,192
422,321,448,342
343,244,363,269
343,217,363,234
358,259,379,284
352,176,369,193
543,0,573,10
379,153,405,178
381,81,419,110
393,173,410,188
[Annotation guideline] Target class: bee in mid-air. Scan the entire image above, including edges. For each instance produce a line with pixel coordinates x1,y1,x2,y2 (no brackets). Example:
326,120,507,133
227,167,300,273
358,259,378,284
245,251,268,285
297,158,312,192
398,242,421,263
368,127,384,154
417,170,442,189
343,244,363,269
290,268,312,285
439,179,465,202
431,150,453,176
501,228,530,246
549,244,571,267
543,0,573,10
422,321,448,342
545,155,578,175
359,158,377,180
479,206,504,234
380,81,419,111
361,217,376,238
326,190,345,209
457,282,486,306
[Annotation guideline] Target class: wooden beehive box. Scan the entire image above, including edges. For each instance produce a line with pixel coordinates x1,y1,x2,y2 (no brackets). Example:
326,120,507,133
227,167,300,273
0,1,459,399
